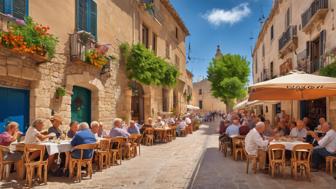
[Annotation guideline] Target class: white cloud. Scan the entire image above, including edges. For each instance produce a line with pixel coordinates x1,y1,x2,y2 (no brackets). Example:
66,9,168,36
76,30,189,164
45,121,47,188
203,3,251,26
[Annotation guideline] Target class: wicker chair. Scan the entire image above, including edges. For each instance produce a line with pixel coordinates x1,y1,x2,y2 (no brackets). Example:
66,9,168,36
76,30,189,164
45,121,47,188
268,144,286,177
0,145,17,180
96,139,111,171
69,143,98,182
23,144,48,187
291,144,313,181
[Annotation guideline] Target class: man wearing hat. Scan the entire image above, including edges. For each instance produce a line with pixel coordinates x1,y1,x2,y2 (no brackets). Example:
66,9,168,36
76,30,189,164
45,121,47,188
48,115,63,139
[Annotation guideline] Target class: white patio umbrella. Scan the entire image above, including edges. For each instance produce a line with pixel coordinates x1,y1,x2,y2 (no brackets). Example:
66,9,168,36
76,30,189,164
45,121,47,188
249,71,336,101
233,99,248,110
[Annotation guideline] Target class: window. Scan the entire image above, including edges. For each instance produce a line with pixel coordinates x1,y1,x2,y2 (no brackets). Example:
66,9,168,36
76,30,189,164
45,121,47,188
270,62,274,78
262,44,265,57
152,32,157,54
198,89,202,95
76,0,97,38
199,100,203,109
270,25,274,41
175,54,180,70
285,8,291,29
255,54,258,73
162,88,168,112
165,42,170,59
142,24,149,48
175,27,178,40
0,0,28,19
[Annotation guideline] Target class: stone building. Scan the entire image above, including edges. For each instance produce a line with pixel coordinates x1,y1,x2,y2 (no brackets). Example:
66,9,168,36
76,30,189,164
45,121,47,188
0,0,191,132
252,0,336,126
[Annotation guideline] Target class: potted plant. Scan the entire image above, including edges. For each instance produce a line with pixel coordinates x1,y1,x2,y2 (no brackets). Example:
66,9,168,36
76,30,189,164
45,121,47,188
55,87,66,98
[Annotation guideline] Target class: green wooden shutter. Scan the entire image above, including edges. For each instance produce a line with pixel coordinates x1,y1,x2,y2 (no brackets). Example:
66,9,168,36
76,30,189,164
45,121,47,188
0,0,4,13
76,0,87,31
89,0,97,39
12,0,26,19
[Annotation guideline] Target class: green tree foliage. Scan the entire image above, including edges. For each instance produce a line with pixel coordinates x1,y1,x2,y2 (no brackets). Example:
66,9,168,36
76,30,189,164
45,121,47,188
320,62,336,77
207,54,250,111
120,43,179,87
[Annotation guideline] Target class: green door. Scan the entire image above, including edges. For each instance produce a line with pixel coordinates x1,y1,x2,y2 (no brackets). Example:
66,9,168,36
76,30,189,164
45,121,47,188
71,86,91,123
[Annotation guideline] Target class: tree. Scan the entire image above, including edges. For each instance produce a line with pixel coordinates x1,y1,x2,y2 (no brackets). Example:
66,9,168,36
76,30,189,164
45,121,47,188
207,54,250,112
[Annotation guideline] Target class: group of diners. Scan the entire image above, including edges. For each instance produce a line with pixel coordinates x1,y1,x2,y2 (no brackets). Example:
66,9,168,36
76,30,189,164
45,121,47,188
219,110,336,175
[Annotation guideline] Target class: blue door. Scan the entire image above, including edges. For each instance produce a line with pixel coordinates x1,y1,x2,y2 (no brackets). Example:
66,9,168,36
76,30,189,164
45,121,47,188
0,87,30,133
71,86,91,123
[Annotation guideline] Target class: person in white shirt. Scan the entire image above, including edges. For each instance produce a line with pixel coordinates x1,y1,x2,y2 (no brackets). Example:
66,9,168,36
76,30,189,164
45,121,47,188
310,122,336,171
90,121,100,140
185,116,192,125
315,117,326,131
289,120,307,140
176,119,187,136
245,122,272,156
153,116,165,128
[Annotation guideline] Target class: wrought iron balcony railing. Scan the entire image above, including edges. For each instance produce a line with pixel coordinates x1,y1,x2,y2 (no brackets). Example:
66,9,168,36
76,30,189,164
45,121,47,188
301,0,329,32
279,25,297,52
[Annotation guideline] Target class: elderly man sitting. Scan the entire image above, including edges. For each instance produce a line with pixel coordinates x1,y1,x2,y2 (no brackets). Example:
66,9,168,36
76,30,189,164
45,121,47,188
153,116,165,128
225,117,240,137
0,122,23,161
71,122,97,159
290,120,307,140
90,121,100,140
310,122,336,171
177,119,187,136
127,120,140,134
245,122,272,156
109,118,131,138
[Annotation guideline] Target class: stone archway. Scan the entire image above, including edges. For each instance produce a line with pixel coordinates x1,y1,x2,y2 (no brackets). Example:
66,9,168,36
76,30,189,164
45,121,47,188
130,81,145,123
65,72,105,123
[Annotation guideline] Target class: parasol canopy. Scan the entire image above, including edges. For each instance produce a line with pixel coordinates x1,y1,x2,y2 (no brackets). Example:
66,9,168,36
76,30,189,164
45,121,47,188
249,71,336,101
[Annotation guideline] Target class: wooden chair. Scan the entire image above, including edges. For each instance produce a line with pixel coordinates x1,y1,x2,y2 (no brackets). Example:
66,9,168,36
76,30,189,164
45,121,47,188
242,141,257,174
232,137,244,161
166,129,173,142
219,134,231,157
69,143,98,182
23,144,48,187
96,139,111,171
291,144,313,181
129,134,142,157
180,129,187,137
325,156,336,175
0,145,17,180
110,138,123,165
268,144,286,177
143,128,154,146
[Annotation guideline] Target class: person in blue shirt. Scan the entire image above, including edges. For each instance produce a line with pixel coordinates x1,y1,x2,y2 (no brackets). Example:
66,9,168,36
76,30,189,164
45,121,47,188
225,117,240,137
109,118,131,137
71,122,97,159
127,120,140,134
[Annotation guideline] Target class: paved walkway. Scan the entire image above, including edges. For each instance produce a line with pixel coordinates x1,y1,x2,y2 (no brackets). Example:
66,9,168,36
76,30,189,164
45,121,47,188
191,121,336,189
0,121,215,189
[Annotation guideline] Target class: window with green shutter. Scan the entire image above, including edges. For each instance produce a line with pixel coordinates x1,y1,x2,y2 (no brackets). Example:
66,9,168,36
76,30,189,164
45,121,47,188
76,0,97,39
0,0,28,19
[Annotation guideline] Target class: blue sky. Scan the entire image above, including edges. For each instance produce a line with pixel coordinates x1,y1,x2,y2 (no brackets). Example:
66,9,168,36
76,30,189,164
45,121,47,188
170,0,273,82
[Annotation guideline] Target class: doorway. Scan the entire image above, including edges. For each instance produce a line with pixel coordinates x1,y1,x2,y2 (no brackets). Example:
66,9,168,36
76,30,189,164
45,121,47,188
131,82,144,123
300,98,326,128
71,86,92,123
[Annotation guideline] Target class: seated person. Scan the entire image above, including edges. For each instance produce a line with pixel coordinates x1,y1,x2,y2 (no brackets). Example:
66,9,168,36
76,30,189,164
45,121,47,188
0,122,23,161
310,122,336,171
67,121,78,138
176,119,187,136
289,120,307,140
263,120,274,137
153,116,165,128
239,121,250,136
140,117,153,134
225,117,240,137
90,121,100,140
274,120,290,136
315,117,326,131
127,120,140,134
48,115,63,139
109,118,130,138
245,122,272,156
71,122,97,159
98,122,109,137
25,119,55,170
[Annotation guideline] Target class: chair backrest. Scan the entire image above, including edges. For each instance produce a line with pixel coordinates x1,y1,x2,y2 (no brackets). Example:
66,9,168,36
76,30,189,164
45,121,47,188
232,137,243,148
292,144,313,163
268,144,285,162
144,128,154,135
73,143,98,160
99,139,111,151
129,134,142,145
0,145,10,162
23,144,46,163
110,137,124,150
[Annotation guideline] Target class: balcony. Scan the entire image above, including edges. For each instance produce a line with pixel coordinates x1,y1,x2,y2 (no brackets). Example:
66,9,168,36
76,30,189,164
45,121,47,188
0,13,48,63
70,31,96,64
301,0,329,33
138,0,164,24
278,25,297,58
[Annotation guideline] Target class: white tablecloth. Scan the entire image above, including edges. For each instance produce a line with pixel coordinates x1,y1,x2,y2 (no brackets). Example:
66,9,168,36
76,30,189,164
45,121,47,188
41,141,72,155
270,141,308,151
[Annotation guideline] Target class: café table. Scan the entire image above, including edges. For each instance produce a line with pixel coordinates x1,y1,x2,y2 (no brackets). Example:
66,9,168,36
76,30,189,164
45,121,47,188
154,128,170,143
269,141,308,151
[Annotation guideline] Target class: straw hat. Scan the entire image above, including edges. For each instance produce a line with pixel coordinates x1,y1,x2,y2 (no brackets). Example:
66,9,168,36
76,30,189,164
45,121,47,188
50,114,63,124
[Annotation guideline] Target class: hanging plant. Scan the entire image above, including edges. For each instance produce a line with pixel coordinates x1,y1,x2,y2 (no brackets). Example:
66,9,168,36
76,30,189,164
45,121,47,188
120,43,179,87
84,44,115,68
55,87,66,98
187,94,192,103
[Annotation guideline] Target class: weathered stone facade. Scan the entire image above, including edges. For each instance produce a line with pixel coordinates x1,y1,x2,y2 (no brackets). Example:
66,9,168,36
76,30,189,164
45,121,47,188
0,0,191,131
252,0,336,125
